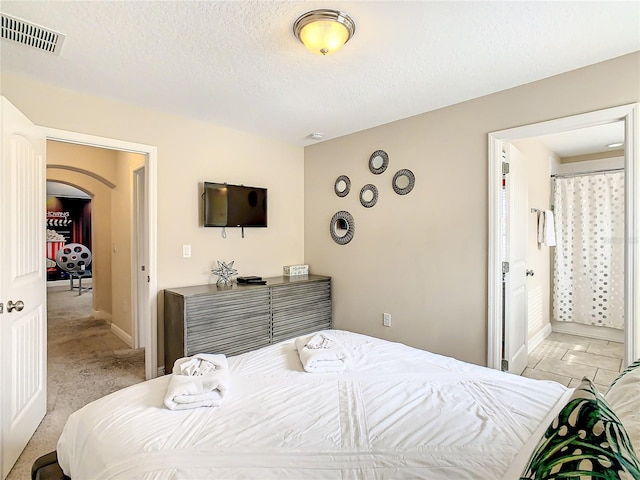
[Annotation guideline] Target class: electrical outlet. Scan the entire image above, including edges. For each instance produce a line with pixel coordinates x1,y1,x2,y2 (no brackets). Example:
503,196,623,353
383,313,391,327
182,245,192,258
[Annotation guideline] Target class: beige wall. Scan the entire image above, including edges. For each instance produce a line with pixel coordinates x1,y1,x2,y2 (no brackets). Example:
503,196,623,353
1,74,305,367
111,151,145,342
561,150,625,163
512,139,557,342
48,140,118,182
46,141,116,319
4,52,638,368
48,142,147,343
304,52,639,366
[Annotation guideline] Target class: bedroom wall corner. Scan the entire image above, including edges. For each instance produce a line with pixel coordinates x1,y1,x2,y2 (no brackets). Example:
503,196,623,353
303,51,640,366
1,73,306,369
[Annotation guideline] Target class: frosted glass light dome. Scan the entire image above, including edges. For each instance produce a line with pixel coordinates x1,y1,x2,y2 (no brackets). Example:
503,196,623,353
293,9,355,56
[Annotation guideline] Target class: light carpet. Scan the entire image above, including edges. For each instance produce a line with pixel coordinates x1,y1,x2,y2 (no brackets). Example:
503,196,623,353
7,285,145,480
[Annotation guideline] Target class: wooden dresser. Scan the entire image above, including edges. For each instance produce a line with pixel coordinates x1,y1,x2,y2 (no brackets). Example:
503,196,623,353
163,275,331,372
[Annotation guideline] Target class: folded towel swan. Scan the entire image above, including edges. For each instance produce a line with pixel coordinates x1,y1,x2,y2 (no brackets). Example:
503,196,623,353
163,353,229,410
294,332,348,373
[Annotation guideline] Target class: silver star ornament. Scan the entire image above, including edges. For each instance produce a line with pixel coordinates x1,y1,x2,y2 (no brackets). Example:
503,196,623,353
212,260,238,285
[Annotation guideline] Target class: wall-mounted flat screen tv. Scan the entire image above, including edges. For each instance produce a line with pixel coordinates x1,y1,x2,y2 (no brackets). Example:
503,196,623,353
203,182,267,227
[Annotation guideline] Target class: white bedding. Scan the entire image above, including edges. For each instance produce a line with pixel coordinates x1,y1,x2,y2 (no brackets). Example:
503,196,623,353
57,330,570,479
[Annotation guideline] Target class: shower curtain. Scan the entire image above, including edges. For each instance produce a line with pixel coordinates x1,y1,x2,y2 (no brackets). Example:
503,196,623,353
552,171,624,329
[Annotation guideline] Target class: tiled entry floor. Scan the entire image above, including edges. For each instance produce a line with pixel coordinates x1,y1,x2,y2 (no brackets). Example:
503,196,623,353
521,332,624,392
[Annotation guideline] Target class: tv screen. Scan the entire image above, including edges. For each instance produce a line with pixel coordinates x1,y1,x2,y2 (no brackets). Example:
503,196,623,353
203,182,267,227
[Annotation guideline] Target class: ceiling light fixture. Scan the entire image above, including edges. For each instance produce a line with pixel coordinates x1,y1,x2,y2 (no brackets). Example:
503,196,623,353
293,9,355,56
606,142,624,148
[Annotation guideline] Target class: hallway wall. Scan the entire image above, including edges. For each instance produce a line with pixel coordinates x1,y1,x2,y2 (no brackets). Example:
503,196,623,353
111,151,145,344
47,142,115,319
512,139,558,346
46,141,141,341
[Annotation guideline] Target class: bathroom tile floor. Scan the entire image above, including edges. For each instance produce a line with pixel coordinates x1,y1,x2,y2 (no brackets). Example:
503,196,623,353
521,332,624,392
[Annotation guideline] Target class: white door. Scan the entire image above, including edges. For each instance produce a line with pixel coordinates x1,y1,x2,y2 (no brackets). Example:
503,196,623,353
503,144,528,375
0,97,47,479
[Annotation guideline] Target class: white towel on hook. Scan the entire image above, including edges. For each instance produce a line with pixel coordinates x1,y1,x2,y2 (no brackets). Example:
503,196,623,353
537,210,556,246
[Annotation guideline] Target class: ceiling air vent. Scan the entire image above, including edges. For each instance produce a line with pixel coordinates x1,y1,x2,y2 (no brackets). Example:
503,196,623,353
1,12,65,55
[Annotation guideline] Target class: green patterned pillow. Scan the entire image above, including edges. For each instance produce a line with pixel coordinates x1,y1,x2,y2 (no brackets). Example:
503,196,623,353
520,377,640,479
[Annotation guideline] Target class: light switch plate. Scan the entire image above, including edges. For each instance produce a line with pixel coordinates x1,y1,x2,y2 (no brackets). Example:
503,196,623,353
182,245,191,258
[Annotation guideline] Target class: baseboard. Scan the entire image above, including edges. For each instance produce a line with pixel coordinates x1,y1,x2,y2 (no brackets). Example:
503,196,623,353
551,321,624,343
94,310,112,322
110,323,133,348
528,323,552,354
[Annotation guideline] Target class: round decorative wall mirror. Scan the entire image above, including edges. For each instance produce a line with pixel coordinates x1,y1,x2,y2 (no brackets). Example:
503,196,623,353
392,169,415,195
369,150,389,175
359,184,378,208
330,211,355,245
334,175,351,197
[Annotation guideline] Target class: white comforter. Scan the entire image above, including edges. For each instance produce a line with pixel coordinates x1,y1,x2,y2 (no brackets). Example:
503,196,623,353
57,330,569,479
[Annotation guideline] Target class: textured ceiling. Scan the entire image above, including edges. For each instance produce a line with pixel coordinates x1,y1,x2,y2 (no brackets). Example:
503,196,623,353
1,1,639,147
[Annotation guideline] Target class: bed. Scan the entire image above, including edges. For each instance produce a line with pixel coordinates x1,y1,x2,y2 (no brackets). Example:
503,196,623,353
48,330,639,479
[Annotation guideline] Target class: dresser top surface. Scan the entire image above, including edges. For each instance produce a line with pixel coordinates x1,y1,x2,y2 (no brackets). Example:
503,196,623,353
165,274,330,297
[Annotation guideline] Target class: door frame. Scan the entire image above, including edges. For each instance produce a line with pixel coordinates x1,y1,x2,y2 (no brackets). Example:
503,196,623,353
132,165,146,350
41,127,159,380
488,103,639,370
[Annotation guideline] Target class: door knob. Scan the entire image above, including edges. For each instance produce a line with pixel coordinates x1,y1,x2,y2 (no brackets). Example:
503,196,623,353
526,270,535,277
7,300,24,312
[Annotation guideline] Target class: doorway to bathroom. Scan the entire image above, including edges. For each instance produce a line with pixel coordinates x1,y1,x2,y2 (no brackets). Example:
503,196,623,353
487,103,639,377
